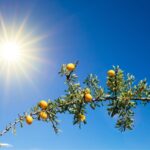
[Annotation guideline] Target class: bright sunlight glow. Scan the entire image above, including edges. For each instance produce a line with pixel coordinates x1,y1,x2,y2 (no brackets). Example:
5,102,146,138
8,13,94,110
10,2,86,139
0,41,21,63
0,14,47,86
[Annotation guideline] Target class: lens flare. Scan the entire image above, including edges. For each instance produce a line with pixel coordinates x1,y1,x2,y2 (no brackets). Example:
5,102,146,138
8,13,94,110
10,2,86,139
0,14,47,90
0,41,21,62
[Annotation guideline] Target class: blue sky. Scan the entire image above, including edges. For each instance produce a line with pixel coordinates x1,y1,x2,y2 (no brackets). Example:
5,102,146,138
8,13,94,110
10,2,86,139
0,0,150,149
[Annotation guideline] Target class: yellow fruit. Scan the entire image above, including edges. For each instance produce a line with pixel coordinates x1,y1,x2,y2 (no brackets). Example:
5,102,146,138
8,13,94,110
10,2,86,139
39,100,48,110
78,114,86,122
40,111,48,120
107,70,115,77
84,93,93,102
85,88,91,94
66,63,75,71
26,115,33,125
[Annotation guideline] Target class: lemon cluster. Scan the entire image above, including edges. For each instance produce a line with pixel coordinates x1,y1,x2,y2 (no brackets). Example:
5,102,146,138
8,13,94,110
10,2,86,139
26,100,48,125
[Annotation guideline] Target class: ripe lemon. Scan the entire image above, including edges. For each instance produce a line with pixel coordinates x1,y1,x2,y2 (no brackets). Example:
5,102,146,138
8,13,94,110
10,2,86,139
26,115,33,125
84,93,93,102
66,63,75,71
40,111,48,120
107,70,115,77
78,114,86,122
85,88,91,94
39,100,48,110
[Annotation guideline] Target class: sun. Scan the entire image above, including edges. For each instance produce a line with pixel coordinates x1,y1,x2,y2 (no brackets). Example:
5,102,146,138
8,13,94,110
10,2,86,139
0,14,47,88
0,15,46,67
0,40,22,63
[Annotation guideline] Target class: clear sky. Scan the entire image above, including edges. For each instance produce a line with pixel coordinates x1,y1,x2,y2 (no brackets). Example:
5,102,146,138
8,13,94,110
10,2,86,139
0,0,150,150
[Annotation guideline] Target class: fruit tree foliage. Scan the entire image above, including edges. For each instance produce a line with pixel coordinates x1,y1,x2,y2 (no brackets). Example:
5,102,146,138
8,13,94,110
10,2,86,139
0,61,150,136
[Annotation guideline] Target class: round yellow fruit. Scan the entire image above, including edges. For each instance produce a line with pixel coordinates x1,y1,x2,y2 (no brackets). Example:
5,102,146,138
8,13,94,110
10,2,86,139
78,114,86,122
85,88,91,94
39,100,48,110
40,111,48,120
84,93,93,102
107,70,115,77
26,115,33,125
66,63,75,71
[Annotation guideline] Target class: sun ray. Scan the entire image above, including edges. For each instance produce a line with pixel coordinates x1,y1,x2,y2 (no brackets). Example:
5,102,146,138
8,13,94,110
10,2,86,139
14,16,29,41
21,34,48,47
0,14,46,90
15,62,39,92
0,15,8,41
